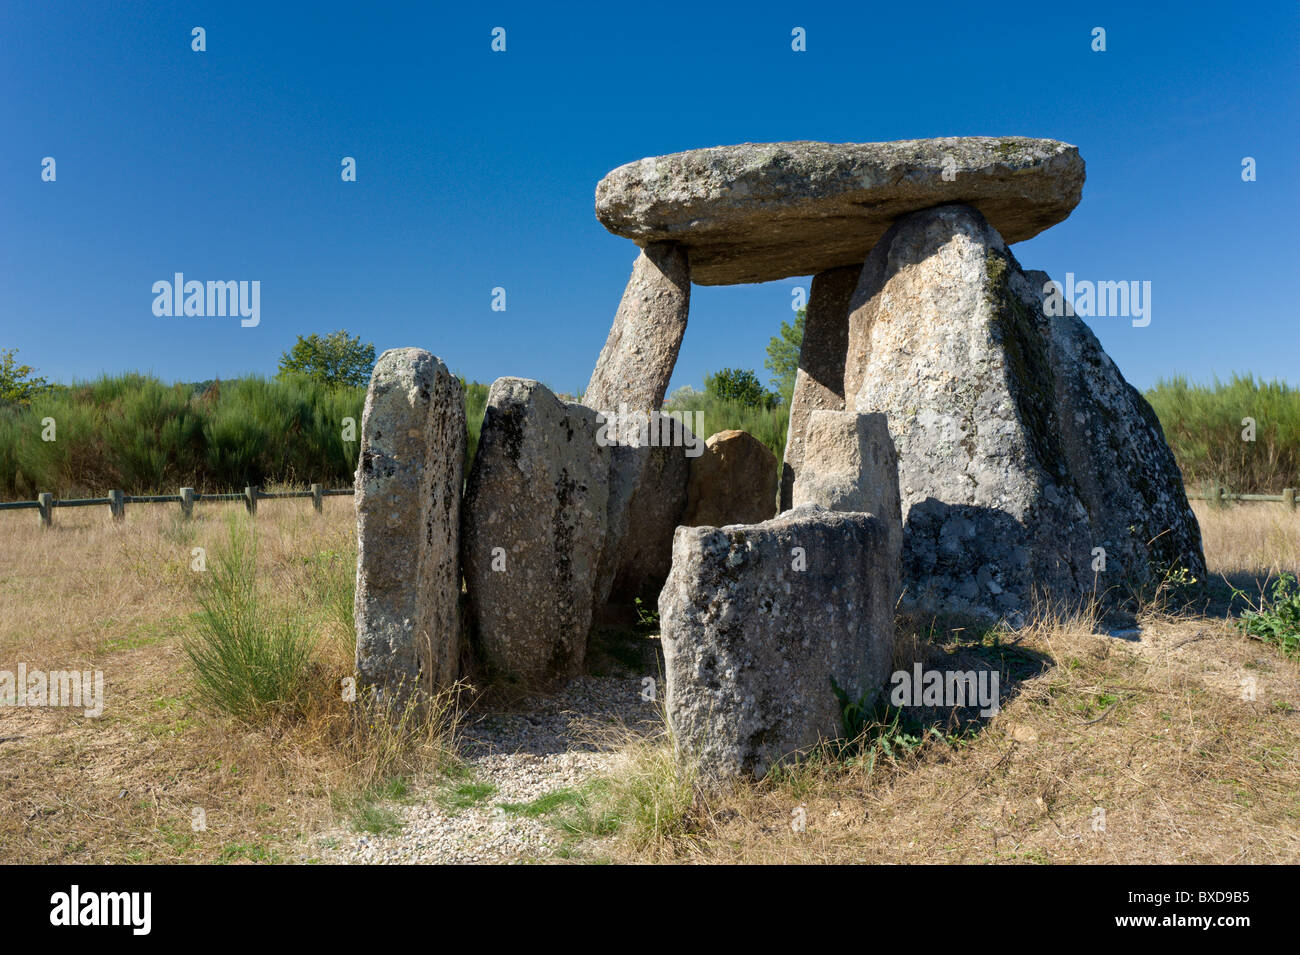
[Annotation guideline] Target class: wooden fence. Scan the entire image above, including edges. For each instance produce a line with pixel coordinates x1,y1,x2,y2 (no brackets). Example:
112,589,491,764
1185,487,1297,508
0,484,354,527
4,484,1293,529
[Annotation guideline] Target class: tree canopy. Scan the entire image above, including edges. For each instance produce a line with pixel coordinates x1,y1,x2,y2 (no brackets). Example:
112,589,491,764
764,307,805,407
704,368,777,409
277,331,376,388
0,348,50,405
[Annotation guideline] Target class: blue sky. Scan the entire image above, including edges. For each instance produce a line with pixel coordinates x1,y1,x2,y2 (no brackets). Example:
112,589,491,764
2,1,1296,395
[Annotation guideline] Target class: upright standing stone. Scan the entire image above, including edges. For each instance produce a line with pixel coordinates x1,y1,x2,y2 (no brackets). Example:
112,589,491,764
462,378,610,686
780,264,860,510
660,505,897,782
585,241,691,415
792,409,903,606
355,348,465,704
683,430,778,528
845,204,1203,621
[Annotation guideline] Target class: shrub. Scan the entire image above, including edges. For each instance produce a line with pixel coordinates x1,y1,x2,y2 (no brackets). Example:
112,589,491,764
1145,374,1300,493
1234,572,1300,658
183,518,317,722
0,372,367,496
461,377,490,473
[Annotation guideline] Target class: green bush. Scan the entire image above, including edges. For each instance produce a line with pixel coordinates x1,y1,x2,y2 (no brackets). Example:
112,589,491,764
0,372,365,496
461,377,490,475
1234,573,1300,658
1145,375,1300,493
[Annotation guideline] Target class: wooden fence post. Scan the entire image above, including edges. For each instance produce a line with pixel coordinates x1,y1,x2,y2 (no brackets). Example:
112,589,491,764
1285,488,1296,511
244,486,258,515
180,487,195,518
108,489,125,522
37,492,53,528
311,483,323,514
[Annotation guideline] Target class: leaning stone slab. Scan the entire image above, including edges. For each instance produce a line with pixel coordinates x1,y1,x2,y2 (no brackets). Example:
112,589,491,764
660,505,897,782
585,241,691,415
683,429,778,528
461,378,610,686
355,348,465,704
780,265,860,510
596,137,1084,285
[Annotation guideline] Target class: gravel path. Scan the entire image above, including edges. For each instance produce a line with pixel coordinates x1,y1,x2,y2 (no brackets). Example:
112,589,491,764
311,674,662,864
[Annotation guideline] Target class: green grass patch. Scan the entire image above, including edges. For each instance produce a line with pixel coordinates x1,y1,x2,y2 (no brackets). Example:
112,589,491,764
436,780,498,813
102,617,185,653
497,787,588,819
217,841,285,864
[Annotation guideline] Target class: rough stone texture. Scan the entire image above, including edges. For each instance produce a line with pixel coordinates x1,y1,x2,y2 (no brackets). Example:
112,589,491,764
605,414,696,604
592,439,643,609
779,265,860,510
1021,268,1207,606
596,137,1084,285
683,430,778,528
845,204,1203,622
660,505,897,782
792,409,903,603
355,348,465,703
461,378,610,685
585,242,691,415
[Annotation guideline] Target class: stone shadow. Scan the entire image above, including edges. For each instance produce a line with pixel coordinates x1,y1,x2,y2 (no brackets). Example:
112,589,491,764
1203,570,1295,619
900,497,1084,627
881,614,1056,741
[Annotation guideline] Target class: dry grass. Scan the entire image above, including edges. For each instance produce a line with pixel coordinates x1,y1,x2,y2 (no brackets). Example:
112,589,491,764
585,504,1300,864
1192,501,1300,581
2,497,1298,864
0,494,457,863
628,611,1300,864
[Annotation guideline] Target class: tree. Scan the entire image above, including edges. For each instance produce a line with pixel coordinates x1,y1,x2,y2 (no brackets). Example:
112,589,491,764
277,331,376,388
0,348,50,405
764,307,805,407
704,368,776,409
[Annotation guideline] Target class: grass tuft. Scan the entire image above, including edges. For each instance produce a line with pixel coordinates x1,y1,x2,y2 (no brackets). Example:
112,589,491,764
183,516,317,722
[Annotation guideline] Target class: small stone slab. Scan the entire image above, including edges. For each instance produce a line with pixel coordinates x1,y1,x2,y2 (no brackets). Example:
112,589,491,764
660,505,897,782
595,137,1084,285
682,430,778,528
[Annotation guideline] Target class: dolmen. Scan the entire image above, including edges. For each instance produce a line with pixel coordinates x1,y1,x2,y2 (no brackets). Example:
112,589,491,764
592,137,1204,625
352,136,1207,784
